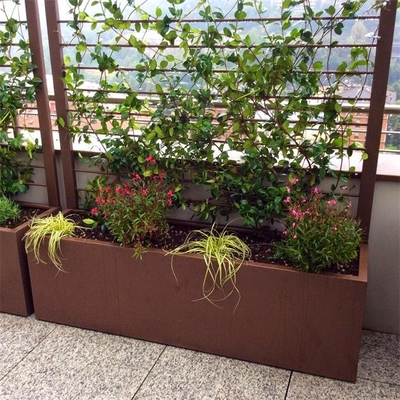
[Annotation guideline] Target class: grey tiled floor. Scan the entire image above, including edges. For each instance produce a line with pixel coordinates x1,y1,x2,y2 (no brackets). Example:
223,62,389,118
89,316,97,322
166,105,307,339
0,313,399,400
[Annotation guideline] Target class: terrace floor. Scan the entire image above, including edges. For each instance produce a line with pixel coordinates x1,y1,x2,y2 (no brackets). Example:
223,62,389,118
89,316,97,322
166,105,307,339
0,313,399,399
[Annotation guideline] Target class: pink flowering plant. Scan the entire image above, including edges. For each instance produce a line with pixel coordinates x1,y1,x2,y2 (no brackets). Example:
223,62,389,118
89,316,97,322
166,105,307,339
274,187,363,273
91,156,175,257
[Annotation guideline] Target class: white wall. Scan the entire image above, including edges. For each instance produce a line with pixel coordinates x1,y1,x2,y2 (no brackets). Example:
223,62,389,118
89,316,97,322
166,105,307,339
364,180,400,334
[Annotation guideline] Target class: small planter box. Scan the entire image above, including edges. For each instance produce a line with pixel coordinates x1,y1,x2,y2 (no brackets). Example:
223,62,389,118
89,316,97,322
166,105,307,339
0,205,58,316
27,232,367,382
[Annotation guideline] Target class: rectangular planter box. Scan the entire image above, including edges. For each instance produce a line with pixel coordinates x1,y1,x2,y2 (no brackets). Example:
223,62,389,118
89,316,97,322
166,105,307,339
0,205,58,316
27,233,368,382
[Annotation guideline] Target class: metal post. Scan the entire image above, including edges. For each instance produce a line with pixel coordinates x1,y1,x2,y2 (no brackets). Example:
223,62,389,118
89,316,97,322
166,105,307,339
45,0,78,209
25,0,61,207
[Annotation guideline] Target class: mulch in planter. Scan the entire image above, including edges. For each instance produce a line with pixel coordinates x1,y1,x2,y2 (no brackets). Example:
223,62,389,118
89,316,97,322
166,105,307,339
69,213,359,276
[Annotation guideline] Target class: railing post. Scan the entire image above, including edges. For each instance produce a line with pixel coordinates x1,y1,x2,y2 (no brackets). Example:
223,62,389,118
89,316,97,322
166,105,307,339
357,0,398,238
45,0,78,209
25,0,61,207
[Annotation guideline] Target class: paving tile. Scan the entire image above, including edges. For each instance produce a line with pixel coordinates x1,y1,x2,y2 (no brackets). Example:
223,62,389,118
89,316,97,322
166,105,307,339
0,313,51,334
0,324,165,400
360,329,399,360
0,314,57,378
358,356,400,386
286,372,400,400
358,329,400,385
133,346,290,400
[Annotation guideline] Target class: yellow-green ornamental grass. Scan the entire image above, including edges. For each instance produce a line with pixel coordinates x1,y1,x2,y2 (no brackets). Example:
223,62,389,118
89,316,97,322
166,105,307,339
24,212,78,272
168,224,251,310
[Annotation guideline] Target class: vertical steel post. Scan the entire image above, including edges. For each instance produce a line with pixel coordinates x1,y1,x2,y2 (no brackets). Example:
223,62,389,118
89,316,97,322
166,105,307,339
45,0,78,209
25,0,61,207
357,0,398,238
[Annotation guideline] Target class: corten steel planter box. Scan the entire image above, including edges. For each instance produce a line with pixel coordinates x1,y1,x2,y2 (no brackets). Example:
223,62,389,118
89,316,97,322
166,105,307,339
0,205,58,316
27,234,368,382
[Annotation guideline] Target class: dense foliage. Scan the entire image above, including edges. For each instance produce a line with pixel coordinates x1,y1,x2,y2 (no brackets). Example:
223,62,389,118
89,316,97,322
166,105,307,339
64,0,376,227
90,156,176,257
0,0,40,197
0,196,20,225
274,187,363,273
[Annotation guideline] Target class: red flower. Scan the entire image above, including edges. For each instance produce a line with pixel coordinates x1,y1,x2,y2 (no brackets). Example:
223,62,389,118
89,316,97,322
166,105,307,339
132,173,140,181
115,187,123,194
105,186,111,194
90,207,98,215
167,189,174,197
166,199,172,206
141,189,148,196
145,155,156,164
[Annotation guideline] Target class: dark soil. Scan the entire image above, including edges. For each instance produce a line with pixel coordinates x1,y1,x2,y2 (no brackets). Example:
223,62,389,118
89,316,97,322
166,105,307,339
70,213,359,276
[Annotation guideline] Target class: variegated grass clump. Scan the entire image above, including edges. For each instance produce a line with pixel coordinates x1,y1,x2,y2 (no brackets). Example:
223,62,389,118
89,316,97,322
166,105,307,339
168,224,251,310
0,196,20,225
24,212,78,272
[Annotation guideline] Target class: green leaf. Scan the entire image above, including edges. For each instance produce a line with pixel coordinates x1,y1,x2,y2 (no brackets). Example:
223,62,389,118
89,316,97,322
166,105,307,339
82,218,95,225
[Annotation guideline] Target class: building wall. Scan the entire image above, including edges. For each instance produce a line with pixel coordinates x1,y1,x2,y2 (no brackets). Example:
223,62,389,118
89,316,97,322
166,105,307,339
364,180,400,334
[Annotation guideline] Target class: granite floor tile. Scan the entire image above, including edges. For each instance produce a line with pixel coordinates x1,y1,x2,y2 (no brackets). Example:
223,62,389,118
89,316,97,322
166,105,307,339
360,330,400,360
0,324,165,400
286,372,400,400
358,355,400,386
358,330,400,386
133,346,290,400
0,314,57,378
0,313,55,334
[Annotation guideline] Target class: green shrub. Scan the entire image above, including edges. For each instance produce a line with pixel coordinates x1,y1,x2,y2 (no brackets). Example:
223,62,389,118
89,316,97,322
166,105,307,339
0,196,20,225
274,188,363,273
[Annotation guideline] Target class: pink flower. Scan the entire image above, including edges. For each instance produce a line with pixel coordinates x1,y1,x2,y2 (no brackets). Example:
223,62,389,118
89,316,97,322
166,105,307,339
167,189,174,197
105,186,111,194
286,186,291,193
123,183,131,195
166,199,172,206
332,227,338,232
312,187,319,195
132,173,140,181
158,170,166,179
347,201,352,208
292,177,299,185
90,207,98,215
145,155,156,164
282,230,288,236
327,199,336,207
293,234,297,239
283,197,290,204
115,187,123,195
141,189,148,196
